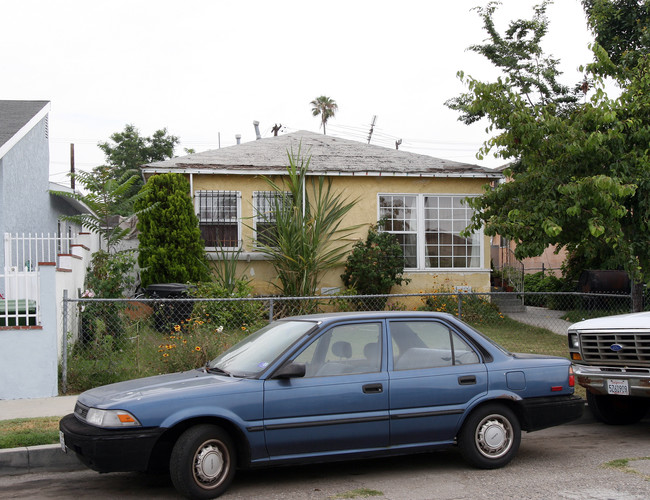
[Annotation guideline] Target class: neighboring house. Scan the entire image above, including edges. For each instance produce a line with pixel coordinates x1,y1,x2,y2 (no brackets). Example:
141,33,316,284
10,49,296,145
0,100,99,399
142,130,502,295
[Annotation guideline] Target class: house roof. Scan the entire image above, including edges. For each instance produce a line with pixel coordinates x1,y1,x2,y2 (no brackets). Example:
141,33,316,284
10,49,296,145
142,130,502,179
0,100,51,160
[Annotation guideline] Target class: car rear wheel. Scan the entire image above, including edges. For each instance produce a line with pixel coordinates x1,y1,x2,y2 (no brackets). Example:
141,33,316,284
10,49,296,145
170,424,236,499
458,404,521,469
587,391,649,425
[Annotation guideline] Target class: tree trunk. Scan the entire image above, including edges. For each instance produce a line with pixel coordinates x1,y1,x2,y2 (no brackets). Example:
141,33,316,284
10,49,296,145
632,281,644,312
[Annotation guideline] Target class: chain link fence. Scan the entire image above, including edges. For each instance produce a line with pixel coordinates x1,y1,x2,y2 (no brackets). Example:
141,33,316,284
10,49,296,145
60,291,637,394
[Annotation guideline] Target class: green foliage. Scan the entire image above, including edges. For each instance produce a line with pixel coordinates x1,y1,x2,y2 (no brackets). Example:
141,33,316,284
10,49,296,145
310,95,338,134
255,147,358,308
98,124,179,215
341,224,409,309
523,271,566,308
79,250,136,344
189,281,267,331
135,173,209,287
582,0,650,75
51,167,141,253
448,1,650,310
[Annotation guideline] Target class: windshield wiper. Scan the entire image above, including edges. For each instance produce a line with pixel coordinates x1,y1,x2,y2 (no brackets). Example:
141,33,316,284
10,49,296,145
205,365,232,377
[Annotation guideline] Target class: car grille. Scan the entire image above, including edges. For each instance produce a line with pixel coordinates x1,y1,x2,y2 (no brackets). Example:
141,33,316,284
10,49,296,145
580,331,650,367
74,401,89,422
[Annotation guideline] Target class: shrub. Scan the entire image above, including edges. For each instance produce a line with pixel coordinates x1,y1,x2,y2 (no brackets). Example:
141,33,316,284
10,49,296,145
418,290,504,325
341,224,410,310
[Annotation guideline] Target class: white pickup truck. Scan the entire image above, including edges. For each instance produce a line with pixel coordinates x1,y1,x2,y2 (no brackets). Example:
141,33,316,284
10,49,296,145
569,312,650,424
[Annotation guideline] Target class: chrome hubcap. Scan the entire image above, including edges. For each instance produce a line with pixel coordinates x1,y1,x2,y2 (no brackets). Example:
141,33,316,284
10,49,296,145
476,415,512,459
194,441,226,487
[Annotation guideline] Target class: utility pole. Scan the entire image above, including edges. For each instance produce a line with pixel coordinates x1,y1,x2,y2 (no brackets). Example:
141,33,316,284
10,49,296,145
395,139,402,150
367,115,377,144
70,143,75,190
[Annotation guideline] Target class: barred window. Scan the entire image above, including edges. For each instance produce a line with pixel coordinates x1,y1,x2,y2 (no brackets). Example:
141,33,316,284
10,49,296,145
253,191,292,246
195,190,240,248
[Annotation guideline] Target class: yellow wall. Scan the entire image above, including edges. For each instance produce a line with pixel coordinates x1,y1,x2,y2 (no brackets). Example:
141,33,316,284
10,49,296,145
190,173,493,295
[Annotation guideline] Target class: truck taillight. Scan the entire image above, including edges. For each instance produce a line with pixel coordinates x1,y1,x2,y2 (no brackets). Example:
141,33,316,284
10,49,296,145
569,365,575,387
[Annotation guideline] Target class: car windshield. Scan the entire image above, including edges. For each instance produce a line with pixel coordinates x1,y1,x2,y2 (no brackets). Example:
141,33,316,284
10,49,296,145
208,320,317,377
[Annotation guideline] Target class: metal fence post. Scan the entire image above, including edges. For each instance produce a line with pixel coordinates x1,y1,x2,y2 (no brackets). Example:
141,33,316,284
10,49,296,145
62,289,68,394
268,297,274,323
457,293,462,319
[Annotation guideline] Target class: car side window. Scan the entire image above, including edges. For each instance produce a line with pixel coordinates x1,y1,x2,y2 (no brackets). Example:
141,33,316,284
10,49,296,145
390,321,479,370
293,322,382,377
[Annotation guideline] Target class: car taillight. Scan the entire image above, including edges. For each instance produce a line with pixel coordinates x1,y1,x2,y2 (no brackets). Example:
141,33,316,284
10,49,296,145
569,365,575,387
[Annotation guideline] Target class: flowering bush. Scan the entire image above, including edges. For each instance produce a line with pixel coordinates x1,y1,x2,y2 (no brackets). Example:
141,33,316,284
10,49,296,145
418,287,505,325
158,314,232,372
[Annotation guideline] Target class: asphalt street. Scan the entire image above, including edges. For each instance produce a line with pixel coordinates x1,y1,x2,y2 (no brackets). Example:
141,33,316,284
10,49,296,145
2,418,649,499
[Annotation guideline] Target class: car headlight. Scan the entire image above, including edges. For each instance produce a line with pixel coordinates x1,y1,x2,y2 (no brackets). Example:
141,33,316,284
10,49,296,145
86,408,141,428
568,333,580,350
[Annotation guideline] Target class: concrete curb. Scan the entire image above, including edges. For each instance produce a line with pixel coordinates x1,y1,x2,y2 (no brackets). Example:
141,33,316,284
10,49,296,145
0,444,85,477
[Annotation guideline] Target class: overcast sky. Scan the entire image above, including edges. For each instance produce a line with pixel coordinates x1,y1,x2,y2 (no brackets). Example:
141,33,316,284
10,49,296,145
3,0,593,184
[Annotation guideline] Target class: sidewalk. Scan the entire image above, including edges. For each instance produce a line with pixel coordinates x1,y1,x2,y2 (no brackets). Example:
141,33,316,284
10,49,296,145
0,395,84,476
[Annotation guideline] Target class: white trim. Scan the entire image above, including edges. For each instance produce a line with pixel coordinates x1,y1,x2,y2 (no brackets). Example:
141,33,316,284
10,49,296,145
0,103,51,160
141,167,501,180
377,192,485,272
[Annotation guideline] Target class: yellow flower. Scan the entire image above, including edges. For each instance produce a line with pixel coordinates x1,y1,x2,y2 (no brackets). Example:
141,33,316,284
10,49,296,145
174,325,181,332
163,353,169,357
195,346,201,351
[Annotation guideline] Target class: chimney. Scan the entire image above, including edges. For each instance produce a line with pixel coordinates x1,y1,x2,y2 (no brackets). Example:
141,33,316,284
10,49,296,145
235,134,241,145
253,121,261,140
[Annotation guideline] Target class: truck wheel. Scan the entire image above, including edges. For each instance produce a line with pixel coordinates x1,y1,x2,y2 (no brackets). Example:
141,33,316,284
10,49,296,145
458,404,521,469
587,391,649,425
170,424,236,499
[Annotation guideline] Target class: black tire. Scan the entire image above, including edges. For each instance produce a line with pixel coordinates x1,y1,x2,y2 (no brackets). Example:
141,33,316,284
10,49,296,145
458,404,521,469
586,391,649,425
169,424,236,499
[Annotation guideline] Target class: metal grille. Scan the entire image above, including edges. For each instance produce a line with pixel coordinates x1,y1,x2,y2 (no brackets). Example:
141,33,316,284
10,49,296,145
195,190,240,247
581,331,650,366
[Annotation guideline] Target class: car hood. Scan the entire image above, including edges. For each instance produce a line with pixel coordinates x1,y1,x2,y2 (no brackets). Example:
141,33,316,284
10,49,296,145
77,369,246,409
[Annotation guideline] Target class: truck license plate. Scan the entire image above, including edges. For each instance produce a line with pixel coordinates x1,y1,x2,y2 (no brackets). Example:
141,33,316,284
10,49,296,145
607,379,629,396
59,431,66,453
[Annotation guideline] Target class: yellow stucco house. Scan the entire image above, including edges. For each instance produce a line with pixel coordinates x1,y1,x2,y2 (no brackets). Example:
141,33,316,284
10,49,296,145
141,130,502,296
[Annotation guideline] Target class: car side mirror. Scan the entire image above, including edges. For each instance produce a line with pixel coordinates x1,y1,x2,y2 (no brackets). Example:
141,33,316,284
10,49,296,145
273,362,306,379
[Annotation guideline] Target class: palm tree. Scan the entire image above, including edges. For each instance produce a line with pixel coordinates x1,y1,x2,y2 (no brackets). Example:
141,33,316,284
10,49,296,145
310,96,338,135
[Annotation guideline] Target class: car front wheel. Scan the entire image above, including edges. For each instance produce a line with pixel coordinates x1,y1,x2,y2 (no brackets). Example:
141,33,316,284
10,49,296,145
458,404,521,469
170,424,236,499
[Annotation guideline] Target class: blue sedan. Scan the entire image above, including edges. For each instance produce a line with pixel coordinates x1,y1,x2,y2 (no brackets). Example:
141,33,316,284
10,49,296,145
60,311,583,499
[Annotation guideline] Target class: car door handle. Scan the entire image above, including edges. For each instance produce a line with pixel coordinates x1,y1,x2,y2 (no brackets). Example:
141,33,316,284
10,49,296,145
363,383,383,394
458,375,477,385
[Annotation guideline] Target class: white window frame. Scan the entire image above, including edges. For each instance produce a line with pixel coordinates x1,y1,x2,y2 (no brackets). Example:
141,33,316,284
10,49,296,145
378,193,483,271
253,191,292,248
194,190,242,250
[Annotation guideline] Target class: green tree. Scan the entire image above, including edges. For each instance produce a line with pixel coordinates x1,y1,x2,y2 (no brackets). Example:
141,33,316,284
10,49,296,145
310,96,338,135
135,173,209,287
98,124,179,215
255,148,358,305
581,0,650,73
51,167,141,253
447,0,650,310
